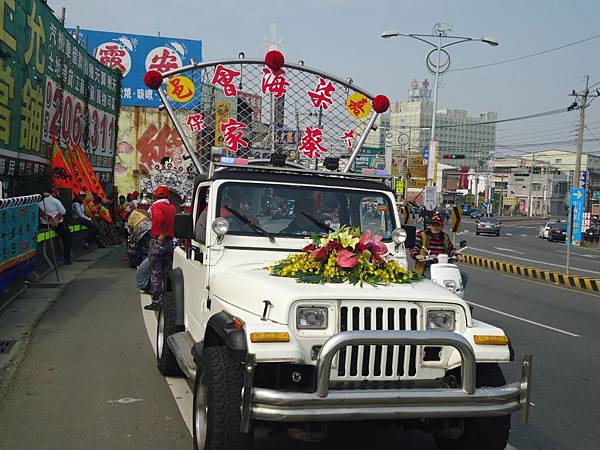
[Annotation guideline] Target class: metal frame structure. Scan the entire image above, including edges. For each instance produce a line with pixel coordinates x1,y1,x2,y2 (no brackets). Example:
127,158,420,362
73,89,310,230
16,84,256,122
154,57,380,177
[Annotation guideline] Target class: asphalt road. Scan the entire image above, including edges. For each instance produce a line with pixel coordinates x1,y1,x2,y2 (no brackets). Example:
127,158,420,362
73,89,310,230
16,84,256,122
457,218,600,278
1,248,599,449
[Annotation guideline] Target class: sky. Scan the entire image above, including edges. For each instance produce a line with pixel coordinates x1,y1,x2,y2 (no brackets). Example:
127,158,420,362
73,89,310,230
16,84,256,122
50,0,600,159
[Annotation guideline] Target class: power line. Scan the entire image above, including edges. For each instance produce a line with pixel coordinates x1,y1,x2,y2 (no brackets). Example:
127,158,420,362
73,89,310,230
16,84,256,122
452,33,600,72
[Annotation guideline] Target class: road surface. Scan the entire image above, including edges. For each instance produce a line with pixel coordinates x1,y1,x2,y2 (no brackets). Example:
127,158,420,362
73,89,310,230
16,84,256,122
0,249,598,449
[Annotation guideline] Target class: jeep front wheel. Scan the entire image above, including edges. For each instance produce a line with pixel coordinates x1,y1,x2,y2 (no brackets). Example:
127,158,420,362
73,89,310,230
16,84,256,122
156,291,184,376
193,346,252,450
434,364,510,450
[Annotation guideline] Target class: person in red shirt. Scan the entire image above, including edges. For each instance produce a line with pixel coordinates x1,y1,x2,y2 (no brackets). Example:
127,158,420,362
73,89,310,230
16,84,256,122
144,185,177,311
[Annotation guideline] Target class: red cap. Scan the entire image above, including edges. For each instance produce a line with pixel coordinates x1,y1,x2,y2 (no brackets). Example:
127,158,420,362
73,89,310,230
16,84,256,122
430,214,444,225
155,185,169,199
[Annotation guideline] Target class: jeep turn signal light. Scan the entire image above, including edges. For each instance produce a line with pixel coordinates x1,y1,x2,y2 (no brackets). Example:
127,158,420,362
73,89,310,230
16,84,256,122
250,332,290,343
474,335,510,345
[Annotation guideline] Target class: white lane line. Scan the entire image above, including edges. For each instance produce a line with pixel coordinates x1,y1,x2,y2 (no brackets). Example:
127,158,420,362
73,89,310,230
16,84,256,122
506,233,513,236
468,247,600,276
467,300,581,337
494,247,525,254
553,250,600,259
140,293,194,435
520,234,527,237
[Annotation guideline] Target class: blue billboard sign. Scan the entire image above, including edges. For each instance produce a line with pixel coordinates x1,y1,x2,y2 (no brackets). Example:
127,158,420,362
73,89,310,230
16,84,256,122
75,30,202,107
569,187,585,242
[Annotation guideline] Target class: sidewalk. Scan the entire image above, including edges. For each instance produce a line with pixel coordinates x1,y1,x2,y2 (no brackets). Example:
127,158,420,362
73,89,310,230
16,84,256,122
0,248,190,449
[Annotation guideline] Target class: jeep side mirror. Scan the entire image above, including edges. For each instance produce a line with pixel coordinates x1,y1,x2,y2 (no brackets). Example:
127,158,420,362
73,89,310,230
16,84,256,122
174,213,193,239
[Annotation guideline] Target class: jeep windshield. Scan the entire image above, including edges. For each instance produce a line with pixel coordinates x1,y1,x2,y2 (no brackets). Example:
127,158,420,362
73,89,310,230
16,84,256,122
216,182,396,239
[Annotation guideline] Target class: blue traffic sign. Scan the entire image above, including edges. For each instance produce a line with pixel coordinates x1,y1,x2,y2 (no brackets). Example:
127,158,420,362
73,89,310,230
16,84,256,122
569,188,585,242
422,147,429,161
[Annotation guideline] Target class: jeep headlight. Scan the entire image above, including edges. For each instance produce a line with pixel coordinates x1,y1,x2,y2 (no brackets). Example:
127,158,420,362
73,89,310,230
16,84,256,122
297,307,328,329
427,310,455,331
443,280,457,291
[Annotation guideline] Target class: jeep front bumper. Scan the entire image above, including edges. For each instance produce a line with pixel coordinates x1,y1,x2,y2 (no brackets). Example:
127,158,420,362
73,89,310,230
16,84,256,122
243,331,532,430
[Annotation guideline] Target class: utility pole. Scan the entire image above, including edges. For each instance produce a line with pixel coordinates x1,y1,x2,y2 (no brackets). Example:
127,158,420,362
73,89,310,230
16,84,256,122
573,76,589,189
527,153,535,217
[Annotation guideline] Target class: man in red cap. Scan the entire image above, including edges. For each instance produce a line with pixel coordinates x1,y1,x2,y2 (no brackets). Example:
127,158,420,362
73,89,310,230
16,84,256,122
410,213,468,287
144,185,177,310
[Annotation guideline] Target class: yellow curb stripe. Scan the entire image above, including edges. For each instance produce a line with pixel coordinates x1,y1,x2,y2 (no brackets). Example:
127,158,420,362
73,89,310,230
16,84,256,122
462,253,600,294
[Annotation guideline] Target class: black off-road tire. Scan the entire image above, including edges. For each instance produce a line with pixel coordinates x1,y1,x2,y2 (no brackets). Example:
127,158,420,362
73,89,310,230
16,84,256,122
434,364,511,450
156,291,184,376
193,346,252,450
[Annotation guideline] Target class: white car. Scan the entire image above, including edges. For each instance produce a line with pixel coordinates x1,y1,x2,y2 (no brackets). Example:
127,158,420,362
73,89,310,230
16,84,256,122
154,159,532,450
538,221,558,239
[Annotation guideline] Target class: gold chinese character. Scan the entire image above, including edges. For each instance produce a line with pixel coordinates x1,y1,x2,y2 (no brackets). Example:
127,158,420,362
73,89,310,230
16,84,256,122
0,0,16,51
19,78,43,152
24,2,46,74
0,62,14,145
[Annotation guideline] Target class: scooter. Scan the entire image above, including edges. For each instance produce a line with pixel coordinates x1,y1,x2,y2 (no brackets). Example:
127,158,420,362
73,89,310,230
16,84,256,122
423,241,468,298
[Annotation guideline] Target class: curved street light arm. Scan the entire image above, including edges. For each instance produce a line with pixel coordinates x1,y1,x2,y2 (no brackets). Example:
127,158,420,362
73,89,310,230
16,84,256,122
441,37,478,49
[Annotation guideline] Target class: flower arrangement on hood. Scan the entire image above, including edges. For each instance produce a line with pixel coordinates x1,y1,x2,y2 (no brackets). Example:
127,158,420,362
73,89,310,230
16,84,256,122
268,227,415,286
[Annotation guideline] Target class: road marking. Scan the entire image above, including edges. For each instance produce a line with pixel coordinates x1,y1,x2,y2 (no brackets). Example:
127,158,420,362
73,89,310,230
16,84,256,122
140,293,194,436
494,247,525,254
108,397,143,404
506,233,513,236
520,234,527,237
468,247,600,276
467,300,581,337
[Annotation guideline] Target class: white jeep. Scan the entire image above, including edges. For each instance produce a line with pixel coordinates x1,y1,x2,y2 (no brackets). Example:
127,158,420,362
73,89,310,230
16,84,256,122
155,159,532,450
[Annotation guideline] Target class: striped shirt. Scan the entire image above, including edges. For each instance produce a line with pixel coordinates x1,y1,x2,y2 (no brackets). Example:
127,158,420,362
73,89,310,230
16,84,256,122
410,230,456,260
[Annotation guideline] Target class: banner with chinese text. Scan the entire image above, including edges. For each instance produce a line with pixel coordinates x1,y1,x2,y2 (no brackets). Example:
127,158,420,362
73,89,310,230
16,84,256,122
0,195,40,289
75,30,202,107
0,0,119,190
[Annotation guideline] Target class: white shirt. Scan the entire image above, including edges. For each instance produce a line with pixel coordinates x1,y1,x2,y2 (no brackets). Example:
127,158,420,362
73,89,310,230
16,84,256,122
73,202,91,221
38,195,66,225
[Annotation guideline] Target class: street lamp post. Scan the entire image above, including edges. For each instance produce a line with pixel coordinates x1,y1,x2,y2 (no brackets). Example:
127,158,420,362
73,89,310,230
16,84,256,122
382,25,498,189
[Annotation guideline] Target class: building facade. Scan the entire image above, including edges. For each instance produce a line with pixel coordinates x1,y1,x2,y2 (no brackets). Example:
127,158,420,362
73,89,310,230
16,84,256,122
366,80,498,190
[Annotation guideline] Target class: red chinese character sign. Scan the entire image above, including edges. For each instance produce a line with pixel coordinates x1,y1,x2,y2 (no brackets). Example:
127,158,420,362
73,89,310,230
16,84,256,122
346,93,371,119
219,119,248,152
298,127,327,159
211,65,241,97
261,68,289,99
186,114,206,133
167,76,196,102
145,46,182,73
97,42,132,76
340,129,354,152
307,77,336,110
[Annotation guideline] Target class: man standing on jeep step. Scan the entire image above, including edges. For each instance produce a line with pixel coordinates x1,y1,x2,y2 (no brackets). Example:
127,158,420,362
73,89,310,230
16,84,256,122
144,185,176,311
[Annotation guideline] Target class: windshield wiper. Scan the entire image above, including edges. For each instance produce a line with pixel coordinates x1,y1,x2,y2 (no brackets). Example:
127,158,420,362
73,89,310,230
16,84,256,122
301,212,335,232
223,205,275,242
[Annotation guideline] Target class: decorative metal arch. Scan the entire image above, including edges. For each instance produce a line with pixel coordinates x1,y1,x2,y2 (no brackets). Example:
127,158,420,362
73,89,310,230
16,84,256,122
146,52,388,176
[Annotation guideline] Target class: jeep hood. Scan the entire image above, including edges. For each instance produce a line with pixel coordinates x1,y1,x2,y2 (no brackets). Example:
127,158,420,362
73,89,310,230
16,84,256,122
210,260,464,325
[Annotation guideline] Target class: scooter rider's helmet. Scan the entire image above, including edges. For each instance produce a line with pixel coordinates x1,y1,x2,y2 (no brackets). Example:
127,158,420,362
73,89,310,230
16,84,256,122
429,213,444,226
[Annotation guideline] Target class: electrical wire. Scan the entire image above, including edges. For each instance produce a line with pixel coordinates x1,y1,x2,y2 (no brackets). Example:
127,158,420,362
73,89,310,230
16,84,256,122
452,33,600,72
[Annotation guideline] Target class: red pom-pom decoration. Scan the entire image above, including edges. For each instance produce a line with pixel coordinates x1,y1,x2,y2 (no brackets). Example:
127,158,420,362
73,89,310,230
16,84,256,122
265,50,285,71
144,70,164,90
372,95,390,113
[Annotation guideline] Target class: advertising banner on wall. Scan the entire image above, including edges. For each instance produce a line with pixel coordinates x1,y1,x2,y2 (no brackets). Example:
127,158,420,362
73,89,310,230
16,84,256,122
75,30,202,108
0,195,40,289
0,0,119,192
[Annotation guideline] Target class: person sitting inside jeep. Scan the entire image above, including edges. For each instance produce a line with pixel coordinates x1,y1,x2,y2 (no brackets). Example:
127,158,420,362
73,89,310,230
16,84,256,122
281,197,327,235
410,213,469,288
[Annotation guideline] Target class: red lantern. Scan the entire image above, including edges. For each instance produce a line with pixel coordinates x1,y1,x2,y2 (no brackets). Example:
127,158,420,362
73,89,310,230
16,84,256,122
265,50,285,72
372,95,390,113
144,70,164,90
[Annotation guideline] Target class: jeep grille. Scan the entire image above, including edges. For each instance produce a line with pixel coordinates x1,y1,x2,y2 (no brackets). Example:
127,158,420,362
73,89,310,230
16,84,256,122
332,302,421,381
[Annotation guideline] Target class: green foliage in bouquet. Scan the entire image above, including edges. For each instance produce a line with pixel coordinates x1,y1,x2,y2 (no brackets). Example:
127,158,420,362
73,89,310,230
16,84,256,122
269,227,416,286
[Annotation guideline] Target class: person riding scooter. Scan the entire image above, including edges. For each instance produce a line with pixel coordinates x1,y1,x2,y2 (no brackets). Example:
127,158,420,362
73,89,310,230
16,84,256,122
410,213,469,289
